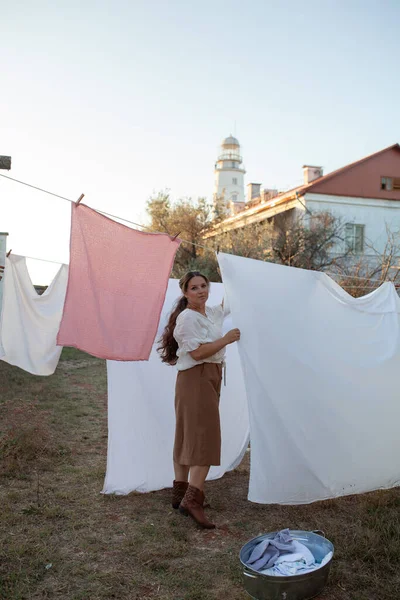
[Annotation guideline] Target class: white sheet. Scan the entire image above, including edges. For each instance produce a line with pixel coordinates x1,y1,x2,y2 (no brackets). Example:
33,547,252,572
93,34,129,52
0,255,68,376
218,252,400,504
103,279,249,494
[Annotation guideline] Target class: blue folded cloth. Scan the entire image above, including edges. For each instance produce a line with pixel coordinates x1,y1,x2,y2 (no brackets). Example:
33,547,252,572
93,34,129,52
247,529,296,571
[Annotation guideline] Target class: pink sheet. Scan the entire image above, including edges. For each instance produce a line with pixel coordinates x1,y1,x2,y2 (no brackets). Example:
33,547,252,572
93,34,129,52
57,204,180,360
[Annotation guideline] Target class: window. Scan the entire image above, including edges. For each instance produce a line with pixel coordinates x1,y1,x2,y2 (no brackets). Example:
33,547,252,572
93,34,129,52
232,177,238,185
381,177,393,191
232,194,238,203
232,161,236,168
345,223,364,253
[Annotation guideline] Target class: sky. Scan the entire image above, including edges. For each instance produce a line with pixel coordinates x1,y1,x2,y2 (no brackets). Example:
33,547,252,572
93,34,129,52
1,0,400,283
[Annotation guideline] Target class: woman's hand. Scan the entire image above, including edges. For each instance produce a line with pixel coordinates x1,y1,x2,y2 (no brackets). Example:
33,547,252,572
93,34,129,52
224,328,241,345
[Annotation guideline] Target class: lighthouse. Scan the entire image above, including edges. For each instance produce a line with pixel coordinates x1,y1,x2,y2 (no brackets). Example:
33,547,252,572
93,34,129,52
213,135,246,216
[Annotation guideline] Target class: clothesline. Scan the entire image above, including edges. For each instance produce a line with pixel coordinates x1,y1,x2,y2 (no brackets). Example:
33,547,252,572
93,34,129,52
24,255,67,265
0,172,212,252
9,251,392,284
1,172,398,284
18,255,400,286
14,254,396,286
6,257,397,286
18,254,397,285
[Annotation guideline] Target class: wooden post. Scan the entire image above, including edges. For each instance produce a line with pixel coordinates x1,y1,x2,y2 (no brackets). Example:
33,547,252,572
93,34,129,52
0,233,9,308
0,156,11,307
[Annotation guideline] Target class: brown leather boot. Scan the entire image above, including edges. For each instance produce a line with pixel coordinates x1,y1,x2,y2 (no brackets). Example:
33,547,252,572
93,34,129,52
179,485,215,529
172,480,210,509
172,480,188,509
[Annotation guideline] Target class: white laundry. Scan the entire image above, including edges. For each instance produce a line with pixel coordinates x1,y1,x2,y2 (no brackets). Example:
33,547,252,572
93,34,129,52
0,321,4,359
0,255,68,376
261,547,333,577
102,279,249,494
321,552,333,567
218,252,400,505
275,541,315,566
263,561,317,577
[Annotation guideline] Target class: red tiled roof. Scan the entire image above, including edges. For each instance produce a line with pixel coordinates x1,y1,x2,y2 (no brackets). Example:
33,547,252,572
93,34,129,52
248,143,400,210
304,143,400,192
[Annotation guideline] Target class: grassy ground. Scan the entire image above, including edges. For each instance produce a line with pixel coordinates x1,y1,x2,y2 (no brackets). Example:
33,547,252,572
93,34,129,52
0,349,399,600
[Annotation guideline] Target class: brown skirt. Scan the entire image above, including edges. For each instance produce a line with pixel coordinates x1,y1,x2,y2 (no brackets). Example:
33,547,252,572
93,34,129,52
173,363,223,466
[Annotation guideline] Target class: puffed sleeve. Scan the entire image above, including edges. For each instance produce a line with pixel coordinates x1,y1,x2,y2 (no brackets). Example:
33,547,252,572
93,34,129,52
174,312,208,353
209,300,230,319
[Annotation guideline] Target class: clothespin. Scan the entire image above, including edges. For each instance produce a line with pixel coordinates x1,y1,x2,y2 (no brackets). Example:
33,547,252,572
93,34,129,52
6,249,12,257
76,194,85,205
171,232,180,241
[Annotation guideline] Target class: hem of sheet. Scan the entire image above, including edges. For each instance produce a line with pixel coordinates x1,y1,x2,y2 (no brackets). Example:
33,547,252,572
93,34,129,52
248,479,400,505
0,360,56,377
56,342,154,362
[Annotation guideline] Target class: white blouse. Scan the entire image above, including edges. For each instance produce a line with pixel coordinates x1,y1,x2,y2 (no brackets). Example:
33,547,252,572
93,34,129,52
174,303,229,371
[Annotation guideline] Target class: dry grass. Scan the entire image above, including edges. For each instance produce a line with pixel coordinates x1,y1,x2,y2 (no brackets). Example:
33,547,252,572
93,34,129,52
0,349,399,600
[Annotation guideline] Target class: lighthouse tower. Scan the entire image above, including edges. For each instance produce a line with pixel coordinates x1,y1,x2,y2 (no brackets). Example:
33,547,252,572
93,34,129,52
213,135,246,216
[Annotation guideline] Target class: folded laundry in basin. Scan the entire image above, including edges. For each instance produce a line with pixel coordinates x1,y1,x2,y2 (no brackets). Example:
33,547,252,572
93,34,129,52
246,530,333,577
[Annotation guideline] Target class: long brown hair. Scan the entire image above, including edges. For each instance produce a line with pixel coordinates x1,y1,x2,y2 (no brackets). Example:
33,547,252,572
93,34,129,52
157,271,210,365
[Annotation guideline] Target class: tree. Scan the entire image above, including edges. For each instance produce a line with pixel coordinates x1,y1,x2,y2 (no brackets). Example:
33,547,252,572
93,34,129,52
146,192,376,286
209,210,351,272
332,224,400,297
270,211,351,271
146,191,218,279
210,222,274,261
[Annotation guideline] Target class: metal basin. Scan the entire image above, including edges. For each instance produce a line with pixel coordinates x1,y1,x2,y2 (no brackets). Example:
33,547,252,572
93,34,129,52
239,530,334,600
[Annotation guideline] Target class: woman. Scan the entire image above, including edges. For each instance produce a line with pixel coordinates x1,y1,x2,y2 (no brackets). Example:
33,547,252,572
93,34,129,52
158,271,240,529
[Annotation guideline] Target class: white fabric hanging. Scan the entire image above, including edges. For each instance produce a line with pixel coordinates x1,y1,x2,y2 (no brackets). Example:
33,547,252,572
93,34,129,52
103,279,249,494
218,252,400,505
0,255,68,376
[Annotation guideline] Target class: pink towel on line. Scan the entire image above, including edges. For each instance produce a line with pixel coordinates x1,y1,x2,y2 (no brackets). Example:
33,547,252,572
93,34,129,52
57,204,180,360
